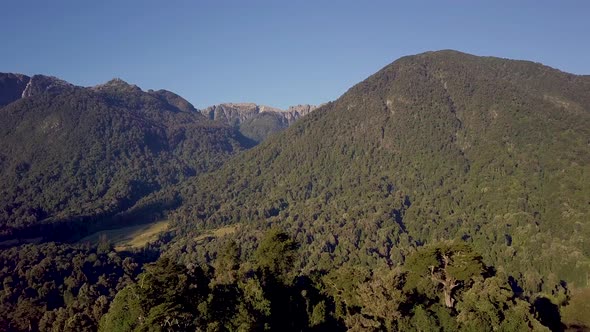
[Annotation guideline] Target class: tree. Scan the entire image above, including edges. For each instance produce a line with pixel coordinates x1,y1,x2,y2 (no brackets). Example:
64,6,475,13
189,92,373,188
456,275,549,331
213,240,241,284
100,257,209,332
97,234,113,254
310,301,327,327
254,229,299,283
345,268,408,331
406,241,485,308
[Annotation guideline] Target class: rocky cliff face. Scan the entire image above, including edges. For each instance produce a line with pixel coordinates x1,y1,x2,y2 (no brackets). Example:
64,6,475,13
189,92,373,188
200,103,267,126
21,75,73,98
284,104,316,122
199,102,317,142
200,102,317,127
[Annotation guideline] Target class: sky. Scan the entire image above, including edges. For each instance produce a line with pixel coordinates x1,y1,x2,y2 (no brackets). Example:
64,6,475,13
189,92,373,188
1,1,589,109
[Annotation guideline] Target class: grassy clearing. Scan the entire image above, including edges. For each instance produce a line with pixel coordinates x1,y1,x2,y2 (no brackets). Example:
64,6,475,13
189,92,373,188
0,237,42,248
194,224,240,244
562,287,590,331
77,220,170,251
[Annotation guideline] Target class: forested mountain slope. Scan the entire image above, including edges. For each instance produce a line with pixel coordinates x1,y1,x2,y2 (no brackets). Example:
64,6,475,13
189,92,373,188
170,50,590,293
0,76,253,241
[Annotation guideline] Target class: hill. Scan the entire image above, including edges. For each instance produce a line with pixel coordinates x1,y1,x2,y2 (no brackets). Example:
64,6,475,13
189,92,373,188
170,50,590,294
0,75,253,242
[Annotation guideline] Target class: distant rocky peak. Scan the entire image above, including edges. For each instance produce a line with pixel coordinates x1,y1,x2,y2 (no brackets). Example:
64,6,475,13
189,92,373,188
284,104,317,119
94,78,142,93
201,103,260,126
258,104,283,113
105,78,131,86
21,75,74,98
200,102,317,126
287,104,317,114
221,102,258,110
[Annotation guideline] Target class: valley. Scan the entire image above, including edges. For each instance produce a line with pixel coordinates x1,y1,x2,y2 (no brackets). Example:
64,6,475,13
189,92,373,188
77,219,170,252
1,50,589,331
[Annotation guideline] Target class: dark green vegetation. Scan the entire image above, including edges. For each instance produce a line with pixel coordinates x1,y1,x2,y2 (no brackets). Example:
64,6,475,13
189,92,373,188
163,51,589,330
0,76,253,242
0,241,152,331
1,50,589,331
99,232,549,331
0,230,576,331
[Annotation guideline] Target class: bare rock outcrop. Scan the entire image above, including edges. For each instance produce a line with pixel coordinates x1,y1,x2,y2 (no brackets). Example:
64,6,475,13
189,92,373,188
200,102,317,127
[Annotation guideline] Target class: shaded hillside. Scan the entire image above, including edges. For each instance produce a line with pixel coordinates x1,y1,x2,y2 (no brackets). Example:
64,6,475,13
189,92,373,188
0,76,253,241
200,103,317,142
171,50,590,294
0,73,30,107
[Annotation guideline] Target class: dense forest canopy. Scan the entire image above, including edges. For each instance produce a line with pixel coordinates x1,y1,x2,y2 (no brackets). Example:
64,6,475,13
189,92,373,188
1,50,589,331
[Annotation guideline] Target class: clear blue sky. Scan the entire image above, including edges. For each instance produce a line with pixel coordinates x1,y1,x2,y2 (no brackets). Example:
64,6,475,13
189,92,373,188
1,1,589,109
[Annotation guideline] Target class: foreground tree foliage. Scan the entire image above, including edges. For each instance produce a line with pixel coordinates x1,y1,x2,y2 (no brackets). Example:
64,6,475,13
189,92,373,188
335,242,548,331
95,232,554,331
405,242,486,308
0,242,144,331
99,257,208,331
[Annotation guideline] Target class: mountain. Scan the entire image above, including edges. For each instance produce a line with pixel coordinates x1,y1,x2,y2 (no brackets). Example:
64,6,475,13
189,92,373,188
171,50,590,293
0,74,253,242
0,74,75,108
200,102,317,142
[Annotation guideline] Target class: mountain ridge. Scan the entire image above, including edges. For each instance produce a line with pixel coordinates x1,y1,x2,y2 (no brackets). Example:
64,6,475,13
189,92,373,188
0,74,254,242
